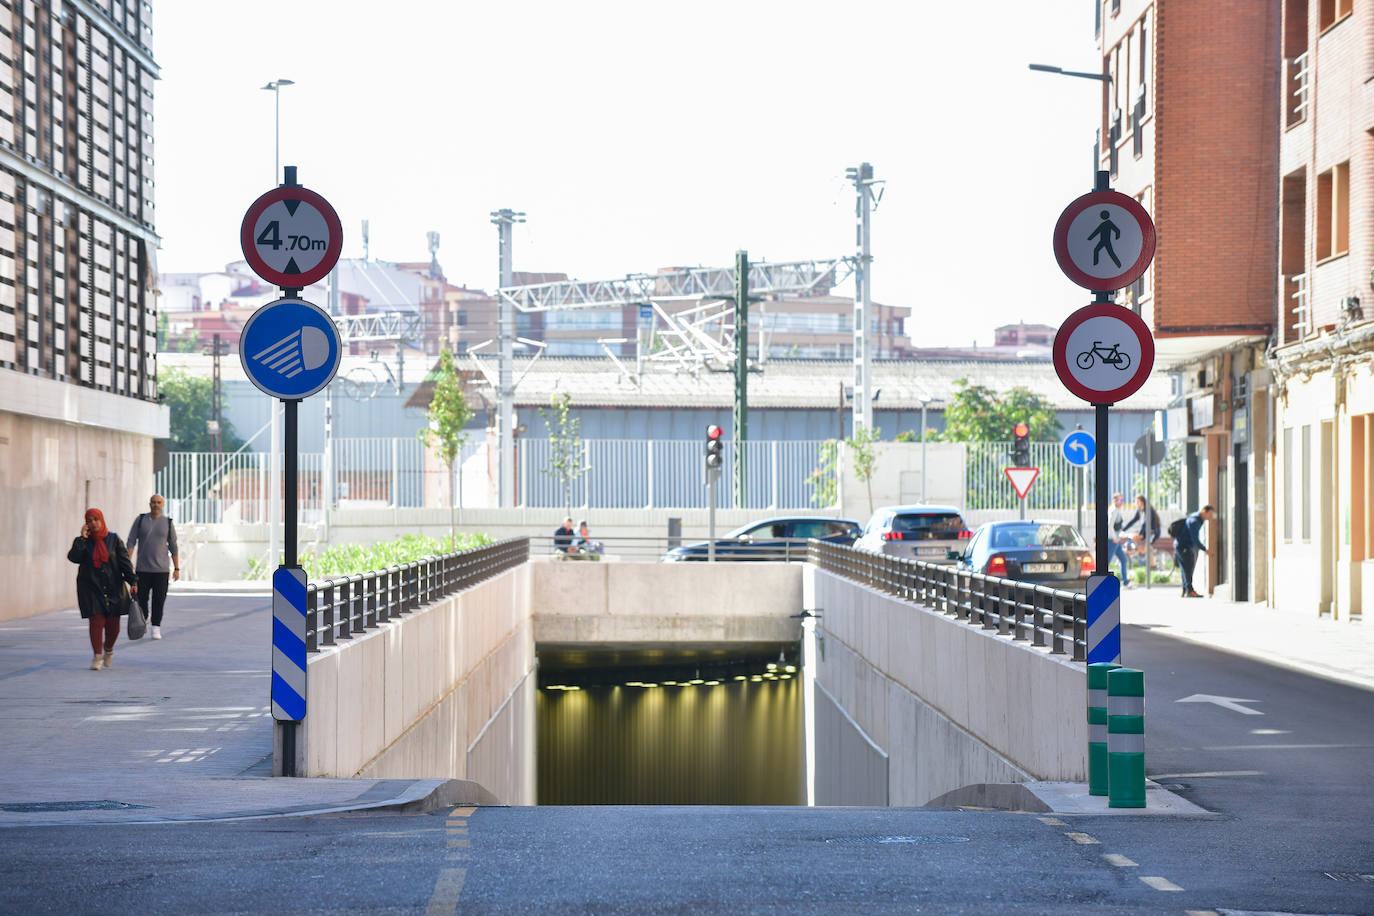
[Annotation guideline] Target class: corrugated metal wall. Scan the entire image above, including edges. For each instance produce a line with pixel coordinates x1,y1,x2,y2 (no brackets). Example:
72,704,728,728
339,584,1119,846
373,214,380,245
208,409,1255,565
537,681,803,805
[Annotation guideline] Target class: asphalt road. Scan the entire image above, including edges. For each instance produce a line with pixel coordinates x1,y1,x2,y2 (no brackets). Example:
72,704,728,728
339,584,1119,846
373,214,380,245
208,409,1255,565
0,617,1369,914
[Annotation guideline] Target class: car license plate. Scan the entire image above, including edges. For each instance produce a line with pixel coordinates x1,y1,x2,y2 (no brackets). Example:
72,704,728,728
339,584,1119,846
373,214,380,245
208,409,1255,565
917,547,946,556
1024,563,1065,573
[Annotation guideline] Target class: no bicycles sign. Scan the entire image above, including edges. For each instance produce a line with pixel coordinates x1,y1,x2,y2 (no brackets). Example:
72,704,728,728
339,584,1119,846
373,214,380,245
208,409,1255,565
1052,303,1154,404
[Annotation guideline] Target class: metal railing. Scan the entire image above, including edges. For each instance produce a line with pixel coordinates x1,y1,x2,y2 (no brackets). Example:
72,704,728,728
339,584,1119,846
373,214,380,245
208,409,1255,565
535,534,819,562
304,537,529,652
808,541,1087,661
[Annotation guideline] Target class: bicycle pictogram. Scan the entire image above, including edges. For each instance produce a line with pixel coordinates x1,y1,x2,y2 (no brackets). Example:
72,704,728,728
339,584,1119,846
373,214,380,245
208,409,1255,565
1075,340,1131,371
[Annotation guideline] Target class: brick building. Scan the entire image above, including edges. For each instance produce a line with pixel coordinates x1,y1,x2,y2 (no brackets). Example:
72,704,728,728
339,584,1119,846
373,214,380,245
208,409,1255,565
1098,0,1279,602
0,1,167,618
1268,0,1374,619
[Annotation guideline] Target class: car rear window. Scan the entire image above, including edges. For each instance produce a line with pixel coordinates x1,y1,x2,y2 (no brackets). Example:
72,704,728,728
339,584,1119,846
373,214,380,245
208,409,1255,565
892,512,966,539
990,523,1087,549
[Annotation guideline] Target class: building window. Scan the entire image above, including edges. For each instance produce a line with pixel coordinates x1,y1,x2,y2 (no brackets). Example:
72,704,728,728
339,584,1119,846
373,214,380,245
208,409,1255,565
1316,161,1349,260
1319,0,1351,30
1281,170,1308,343
1301,424,1312,541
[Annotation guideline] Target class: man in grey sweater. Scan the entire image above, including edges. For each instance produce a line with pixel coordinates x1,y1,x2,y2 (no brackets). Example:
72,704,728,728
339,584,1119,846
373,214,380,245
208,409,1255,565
127,494,180,639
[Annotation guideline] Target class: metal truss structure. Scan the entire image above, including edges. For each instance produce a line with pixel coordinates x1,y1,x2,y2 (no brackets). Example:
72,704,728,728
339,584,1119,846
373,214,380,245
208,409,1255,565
497,258,855,374
332,311,425,345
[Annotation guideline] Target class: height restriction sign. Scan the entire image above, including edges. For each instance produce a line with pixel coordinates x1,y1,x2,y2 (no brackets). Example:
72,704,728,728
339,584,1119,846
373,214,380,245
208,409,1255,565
1052,189,1155,292
241,184,343,288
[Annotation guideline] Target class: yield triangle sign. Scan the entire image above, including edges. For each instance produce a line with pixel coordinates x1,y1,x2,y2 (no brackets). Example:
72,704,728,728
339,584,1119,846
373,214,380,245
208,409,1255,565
1005,467,1040,500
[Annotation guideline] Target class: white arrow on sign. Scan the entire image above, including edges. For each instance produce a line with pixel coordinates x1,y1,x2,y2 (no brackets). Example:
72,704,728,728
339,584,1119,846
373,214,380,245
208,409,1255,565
1176,694,1264,715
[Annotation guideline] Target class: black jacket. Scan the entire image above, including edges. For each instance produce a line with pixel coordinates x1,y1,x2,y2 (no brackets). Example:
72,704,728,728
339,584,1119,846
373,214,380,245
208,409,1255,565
67,533,137,618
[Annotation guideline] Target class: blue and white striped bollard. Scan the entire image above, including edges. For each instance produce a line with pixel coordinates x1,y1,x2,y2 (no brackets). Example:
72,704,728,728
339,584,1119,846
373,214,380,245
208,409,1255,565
272,566,307,722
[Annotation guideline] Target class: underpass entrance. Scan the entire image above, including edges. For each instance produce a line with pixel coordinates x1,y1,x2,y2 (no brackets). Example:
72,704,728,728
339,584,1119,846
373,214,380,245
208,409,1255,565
536,643,804,805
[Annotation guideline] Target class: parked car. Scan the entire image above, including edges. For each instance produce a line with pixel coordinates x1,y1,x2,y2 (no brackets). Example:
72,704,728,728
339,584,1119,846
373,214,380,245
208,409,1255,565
852,505,971,563
660,516,862,562
955,519,1096,588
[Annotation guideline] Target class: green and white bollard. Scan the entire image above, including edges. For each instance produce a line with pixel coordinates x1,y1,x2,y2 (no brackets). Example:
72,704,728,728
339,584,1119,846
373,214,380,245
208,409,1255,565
1107,667,1146,808
1087,662,1120,796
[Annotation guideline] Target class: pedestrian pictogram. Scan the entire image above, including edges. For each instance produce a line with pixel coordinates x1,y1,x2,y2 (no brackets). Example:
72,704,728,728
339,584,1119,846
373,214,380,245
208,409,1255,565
241,183,343,288
1053,190,1155,291
1004,466,1039,499
1053,303,1155,404
239,298,342,400
1062,430,1096,466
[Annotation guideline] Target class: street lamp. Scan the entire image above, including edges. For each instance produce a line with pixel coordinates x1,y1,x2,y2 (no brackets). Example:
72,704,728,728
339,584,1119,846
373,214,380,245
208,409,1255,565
1028,63,1111,181
260,78,295,183
259,78,293,574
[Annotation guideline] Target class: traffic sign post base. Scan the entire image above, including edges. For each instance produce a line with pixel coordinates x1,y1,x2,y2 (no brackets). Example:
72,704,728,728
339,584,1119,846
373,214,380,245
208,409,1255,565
1107,667,1146,808
1087,661,1120,796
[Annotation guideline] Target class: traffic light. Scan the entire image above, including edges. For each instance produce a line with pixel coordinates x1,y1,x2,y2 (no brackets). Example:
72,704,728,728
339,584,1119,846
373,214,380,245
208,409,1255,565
705,424,724,472
1012,422,1031,466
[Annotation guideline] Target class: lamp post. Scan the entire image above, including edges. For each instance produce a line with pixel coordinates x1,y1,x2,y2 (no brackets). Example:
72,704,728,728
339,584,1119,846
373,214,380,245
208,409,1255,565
261,78,295,183
1028,63,1110,179
260,78,293,571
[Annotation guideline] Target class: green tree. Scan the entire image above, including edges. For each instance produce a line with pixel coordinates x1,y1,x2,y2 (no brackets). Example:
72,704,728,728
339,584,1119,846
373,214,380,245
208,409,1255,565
934,379,1061,443
418,348,474,538
539,392,586,513
846,425,882,517
159,366,243,452
806,439,838,507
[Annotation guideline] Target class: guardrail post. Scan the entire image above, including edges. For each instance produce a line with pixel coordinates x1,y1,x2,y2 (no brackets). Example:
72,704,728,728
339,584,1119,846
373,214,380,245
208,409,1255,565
305,584,318,653
1107,667,1146,808
322,580,336,646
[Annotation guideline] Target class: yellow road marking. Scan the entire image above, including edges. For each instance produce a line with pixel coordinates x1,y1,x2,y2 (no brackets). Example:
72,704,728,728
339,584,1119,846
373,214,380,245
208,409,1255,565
447,827,469,835
424,868,467,915
1065,832,1100,845
449,806,476,817
1037,817,1067,826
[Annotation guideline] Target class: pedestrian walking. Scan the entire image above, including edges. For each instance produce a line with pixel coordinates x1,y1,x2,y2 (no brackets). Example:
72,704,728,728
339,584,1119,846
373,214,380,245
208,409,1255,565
1174,504,1215,598
1107,492,1130,583
67,508,137,670
127,494,179,639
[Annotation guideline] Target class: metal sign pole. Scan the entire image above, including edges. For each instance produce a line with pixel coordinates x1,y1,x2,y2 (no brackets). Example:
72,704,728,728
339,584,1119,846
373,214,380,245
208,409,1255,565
1095,403,1110,578
707,470,717,564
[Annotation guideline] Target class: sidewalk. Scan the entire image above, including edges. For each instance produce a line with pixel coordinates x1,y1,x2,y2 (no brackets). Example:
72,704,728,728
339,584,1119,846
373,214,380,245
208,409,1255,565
0,589,480,829
1120,585,1374,692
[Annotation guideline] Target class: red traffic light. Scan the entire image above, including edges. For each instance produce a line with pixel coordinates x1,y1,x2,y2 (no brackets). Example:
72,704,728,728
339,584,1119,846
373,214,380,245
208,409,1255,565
706,424,723,440
1013,422,1029,438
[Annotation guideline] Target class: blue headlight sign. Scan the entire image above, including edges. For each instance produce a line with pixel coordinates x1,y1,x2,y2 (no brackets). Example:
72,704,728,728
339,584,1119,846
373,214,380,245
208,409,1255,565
239,298,341,400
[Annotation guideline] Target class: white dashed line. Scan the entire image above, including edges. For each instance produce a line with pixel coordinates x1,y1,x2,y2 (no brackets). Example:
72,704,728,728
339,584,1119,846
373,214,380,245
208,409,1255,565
1037,817,1067,826
1065,832,1100,845
1102,853,1138,867
424,867,467,915
1140,875,1184,891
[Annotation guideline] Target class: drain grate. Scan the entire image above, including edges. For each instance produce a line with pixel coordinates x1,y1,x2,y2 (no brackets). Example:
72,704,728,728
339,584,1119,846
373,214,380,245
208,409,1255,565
825,835,970,846
1,800,150,812
1323,872,1374,883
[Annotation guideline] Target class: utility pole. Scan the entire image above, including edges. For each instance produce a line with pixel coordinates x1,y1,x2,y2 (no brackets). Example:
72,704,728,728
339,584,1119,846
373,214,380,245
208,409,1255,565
207,334,225,453
733,250,749,508
491,208,525,508
847,162,880,434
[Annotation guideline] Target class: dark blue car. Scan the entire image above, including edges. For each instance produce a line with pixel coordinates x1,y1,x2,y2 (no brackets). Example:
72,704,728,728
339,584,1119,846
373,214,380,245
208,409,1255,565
955,519,1096,588
660,516,861,562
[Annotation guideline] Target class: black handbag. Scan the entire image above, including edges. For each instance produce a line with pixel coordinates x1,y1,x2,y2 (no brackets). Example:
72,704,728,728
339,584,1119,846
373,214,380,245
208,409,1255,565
124,583,146,640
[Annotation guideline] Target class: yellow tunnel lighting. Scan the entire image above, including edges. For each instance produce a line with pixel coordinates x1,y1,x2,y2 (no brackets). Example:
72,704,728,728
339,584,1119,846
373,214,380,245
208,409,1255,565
766,662,778,671
733,675,747,681
689,678,705,685
784,665,797,673
750,675,763,682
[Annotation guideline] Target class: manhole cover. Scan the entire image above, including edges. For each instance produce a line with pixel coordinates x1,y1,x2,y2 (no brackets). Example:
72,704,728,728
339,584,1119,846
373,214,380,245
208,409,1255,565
0,800,150,812
825,835,970,846
1323,872,1374,883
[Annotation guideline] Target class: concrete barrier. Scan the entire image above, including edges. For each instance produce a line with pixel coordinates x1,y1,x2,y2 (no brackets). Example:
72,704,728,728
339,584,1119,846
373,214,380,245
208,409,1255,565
291,564,536,804
805,565,1087,806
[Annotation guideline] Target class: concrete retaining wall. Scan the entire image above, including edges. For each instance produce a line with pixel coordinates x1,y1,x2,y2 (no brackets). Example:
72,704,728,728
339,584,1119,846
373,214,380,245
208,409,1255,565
530,558,804,645
292,564,536,804
805,566,1086,806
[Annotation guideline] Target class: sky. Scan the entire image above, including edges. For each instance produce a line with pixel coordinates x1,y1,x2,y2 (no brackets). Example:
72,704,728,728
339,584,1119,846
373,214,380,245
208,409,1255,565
153,1,1104,349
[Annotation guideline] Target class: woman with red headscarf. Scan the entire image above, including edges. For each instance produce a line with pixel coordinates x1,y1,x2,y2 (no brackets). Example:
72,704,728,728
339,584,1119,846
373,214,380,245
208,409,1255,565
67,508,137,670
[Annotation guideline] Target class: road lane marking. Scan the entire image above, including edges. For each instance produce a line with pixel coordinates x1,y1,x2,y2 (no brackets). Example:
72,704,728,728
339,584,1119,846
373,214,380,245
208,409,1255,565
1148,770,1263,779
449,806,476,817
448,827,469,835
1102,854,1137,867
424,867,467,916
447,838,471,848
1202,743,1367,751
1037,817,1067,826
1183,911,1219,916
1139,876,1184,891
1065,833,1100,845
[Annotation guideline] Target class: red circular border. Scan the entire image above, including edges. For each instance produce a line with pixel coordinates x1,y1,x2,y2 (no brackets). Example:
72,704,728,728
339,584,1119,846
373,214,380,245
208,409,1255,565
1052,190,1156,291
240,186,343,288
1052,303,1155,404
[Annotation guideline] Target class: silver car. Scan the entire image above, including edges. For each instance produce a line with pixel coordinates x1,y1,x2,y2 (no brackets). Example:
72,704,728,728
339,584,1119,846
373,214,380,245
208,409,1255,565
853,505,971,563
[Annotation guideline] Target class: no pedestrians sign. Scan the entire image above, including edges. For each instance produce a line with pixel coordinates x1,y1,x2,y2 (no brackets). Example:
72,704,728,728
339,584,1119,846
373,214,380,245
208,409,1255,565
1053,190,1155,292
